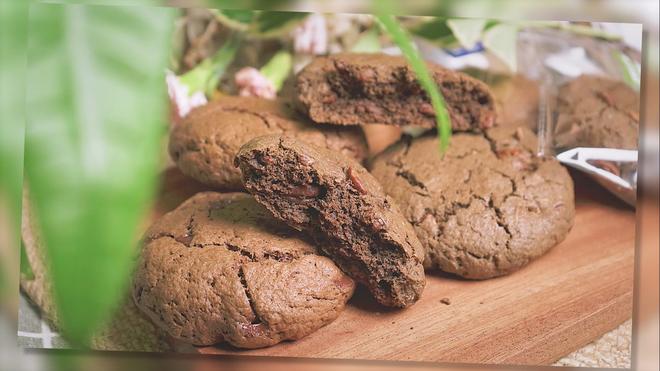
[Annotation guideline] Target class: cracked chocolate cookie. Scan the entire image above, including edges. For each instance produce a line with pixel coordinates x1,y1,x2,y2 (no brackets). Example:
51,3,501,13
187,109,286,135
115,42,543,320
132,192,355,348
169,96,368,190
234,135,426,308
554,75,639,149
371,126,575,279
294,53,496,130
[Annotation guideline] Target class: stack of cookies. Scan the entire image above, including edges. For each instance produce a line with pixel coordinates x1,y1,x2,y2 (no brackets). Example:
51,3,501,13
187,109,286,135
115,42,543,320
132,52,576,349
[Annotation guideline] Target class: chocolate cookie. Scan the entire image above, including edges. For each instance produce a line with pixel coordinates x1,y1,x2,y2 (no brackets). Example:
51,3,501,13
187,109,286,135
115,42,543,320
132,192,355,348
554,75,639,149
234,135,426,308
295,53,496,130
371,126,575,279
169,96,368,190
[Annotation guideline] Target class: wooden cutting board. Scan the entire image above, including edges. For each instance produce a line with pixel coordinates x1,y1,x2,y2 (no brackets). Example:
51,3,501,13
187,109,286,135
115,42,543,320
152,167,635,366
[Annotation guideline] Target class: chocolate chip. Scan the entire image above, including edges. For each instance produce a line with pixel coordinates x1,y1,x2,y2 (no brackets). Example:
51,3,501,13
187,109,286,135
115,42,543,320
419,102,435,116
347,167,367,195
440,297,451,305
287,184,320,198
298,153,315,166
496,147,522,157
321,94,337,104
372,217,386,230
174,234,193,246
258,154,274,165
481,111,495,129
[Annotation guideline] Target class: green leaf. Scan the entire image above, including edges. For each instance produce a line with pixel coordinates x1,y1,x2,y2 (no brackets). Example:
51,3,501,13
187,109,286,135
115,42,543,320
613,50,641,91
213,9,254,31
24,2,174,345
446,19,487,49
249,11,308,37
0,0,28,295
205,0,292,10
375,14,452,152
179,34,241,97
483,23,519,72
259,50,292,92
409,17,457,47
351,28,381,53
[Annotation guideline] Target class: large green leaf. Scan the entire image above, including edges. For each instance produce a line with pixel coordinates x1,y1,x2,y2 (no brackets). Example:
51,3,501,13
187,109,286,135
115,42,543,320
0,0,28,296
24,2,175,345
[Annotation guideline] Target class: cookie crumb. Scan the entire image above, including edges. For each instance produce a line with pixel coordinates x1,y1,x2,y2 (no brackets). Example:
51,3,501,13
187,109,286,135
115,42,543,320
440,297,451,305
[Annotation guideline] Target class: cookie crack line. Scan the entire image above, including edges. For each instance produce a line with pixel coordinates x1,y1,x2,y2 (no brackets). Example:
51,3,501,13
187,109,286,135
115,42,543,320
144,234,310,263
395,168,429,192
428,194,507,263
237,265,265,326
595,89,639,121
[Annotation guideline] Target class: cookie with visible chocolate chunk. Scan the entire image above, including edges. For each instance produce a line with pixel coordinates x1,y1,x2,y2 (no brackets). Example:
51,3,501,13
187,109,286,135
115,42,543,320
371,126,575,279
169,96,368,190
132,192,355,348
234,135,426,308
554,75,639,149
294,53,496,130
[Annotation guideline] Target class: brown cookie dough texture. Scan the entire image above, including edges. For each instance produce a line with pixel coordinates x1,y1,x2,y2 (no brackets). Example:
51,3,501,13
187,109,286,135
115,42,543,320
235,135,425,308
371,126,575,279
132,192,355,348
169,96,368,190
554,75,639,149
295,53,496,130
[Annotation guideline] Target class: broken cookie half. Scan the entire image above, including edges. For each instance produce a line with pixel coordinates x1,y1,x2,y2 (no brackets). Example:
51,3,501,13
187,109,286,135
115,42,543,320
234,135,426,308
295,53,496,130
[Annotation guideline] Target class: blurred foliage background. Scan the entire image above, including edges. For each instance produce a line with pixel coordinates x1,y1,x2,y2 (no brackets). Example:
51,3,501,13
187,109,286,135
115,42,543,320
0,0,658,371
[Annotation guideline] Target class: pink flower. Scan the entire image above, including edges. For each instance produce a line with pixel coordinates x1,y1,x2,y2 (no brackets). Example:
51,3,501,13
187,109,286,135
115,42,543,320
291,13,328,55
234,67,276,99
166,70,207,119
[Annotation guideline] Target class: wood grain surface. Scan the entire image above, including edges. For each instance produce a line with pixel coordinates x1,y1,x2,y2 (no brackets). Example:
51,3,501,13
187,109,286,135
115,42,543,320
152,167,635,366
